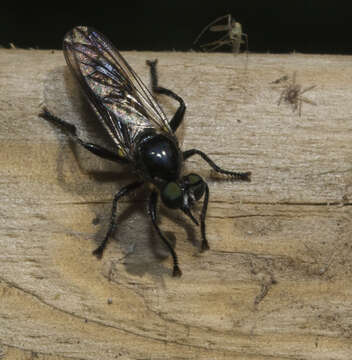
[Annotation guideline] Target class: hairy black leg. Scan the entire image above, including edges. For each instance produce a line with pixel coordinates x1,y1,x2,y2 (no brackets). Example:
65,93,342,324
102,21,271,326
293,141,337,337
39,107,128,163
183,149,251,181
93,181,144,258
146,59,186,132
200,182,210,251
149,190,182,277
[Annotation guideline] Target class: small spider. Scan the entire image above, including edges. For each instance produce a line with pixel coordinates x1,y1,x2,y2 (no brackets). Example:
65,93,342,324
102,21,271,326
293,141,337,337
277,72,316,116
193,14,248,54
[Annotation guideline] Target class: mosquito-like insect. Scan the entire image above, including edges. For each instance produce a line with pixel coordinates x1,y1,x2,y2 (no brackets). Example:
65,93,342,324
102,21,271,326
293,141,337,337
40,26,251,276
193,14,248,53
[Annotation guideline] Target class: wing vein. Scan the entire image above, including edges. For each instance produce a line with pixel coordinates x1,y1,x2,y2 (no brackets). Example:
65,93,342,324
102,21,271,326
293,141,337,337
63,26,173,160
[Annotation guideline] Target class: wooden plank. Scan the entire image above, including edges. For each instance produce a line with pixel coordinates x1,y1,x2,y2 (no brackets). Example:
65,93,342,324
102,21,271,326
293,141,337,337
1,49,352,360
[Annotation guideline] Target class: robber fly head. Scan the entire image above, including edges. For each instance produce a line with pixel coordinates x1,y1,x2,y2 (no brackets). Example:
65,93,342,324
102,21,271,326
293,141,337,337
160,173,206,225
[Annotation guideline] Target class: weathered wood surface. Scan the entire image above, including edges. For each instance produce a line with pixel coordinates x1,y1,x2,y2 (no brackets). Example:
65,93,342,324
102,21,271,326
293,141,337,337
1,49,352,360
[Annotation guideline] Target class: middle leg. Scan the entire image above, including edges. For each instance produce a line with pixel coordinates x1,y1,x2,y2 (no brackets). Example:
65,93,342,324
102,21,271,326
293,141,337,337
148,190,182,277
40,107,128,163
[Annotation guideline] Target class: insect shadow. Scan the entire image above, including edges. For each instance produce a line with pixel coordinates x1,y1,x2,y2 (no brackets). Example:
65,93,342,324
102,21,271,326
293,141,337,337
44,66,130,182
40,26,251,277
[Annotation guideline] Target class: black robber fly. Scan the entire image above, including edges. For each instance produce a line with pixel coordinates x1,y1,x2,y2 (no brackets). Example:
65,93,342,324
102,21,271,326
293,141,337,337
40,26,251,277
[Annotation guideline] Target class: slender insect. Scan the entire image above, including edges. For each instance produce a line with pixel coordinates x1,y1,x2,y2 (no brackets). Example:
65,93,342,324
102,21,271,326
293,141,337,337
40,26,251,276
193,14,248,54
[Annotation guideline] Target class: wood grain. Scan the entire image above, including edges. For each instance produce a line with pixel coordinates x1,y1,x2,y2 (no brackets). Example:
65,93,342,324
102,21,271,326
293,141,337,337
1,49,352,360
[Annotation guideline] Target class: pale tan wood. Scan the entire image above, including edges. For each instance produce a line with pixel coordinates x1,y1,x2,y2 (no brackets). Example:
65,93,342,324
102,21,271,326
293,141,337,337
1,49,352,360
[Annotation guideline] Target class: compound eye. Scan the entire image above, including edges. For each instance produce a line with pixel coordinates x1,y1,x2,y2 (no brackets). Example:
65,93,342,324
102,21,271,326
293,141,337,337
184,173,205,201
161,182,183,209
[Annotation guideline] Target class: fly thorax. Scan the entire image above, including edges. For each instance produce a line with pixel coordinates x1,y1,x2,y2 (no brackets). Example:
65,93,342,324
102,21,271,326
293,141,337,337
134,132,182,183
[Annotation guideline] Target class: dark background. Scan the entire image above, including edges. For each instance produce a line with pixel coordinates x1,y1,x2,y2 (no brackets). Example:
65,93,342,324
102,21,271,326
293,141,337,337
1,2,351,54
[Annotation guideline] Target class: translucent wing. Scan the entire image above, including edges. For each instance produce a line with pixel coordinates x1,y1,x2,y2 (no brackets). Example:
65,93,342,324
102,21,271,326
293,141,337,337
63,26,172,160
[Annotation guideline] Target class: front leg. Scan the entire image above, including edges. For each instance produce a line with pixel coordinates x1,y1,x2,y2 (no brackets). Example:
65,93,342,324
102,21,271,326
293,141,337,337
200,181,210,251
148,190,182,277
183,149,251,181
93,181,144,258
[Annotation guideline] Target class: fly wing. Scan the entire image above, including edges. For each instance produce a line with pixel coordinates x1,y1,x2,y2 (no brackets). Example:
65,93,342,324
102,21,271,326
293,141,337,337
63,26,172,160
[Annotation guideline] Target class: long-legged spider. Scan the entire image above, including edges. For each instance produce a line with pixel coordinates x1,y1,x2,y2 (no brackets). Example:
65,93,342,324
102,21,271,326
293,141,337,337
277,72,316,116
